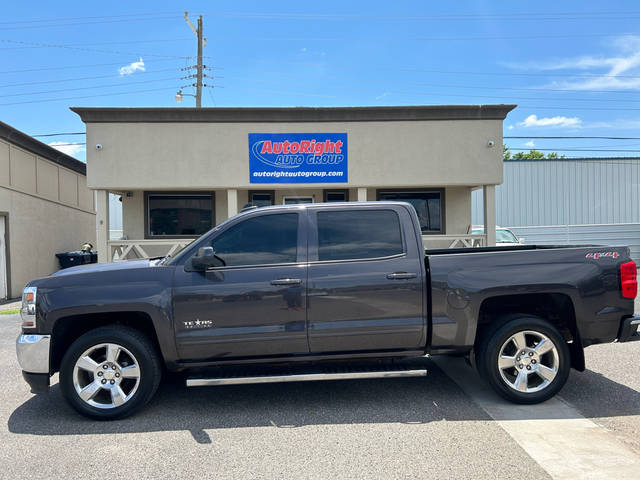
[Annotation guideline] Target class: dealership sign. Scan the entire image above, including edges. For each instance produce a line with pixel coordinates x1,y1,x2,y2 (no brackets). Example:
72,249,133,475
249,133,348,183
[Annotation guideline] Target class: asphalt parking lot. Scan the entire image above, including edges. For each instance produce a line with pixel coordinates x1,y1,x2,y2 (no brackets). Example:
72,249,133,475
1,305,639,480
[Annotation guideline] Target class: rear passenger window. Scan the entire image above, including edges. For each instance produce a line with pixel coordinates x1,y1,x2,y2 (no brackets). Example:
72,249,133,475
317,210,404,261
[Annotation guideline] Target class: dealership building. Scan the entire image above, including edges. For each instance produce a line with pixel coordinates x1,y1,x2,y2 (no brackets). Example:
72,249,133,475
72,105,516,263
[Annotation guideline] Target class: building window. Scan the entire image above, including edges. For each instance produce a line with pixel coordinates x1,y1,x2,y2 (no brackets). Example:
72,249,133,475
316,210,404,261
323,189,349,202
248,190,275,207
283,196,313,205
377,189,444,234
146,193,214,237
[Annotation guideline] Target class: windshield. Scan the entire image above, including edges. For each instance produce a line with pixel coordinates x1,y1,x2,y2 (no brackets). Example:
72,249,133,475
496,229,518,243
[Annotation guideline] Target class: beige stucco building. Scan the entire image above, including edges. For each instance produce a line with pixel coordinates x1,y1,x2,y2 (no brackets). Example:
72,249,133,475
71,105,515,264
0,121,96,299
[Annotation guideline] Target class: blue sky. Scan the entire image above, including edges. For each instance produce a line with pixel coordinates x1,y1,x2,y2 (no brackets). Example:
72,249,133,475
2,1,640,160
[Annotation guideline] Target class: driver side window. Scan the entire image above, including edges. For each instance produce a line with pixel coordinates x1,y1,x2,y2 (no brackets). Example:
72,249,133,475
210,213,299,267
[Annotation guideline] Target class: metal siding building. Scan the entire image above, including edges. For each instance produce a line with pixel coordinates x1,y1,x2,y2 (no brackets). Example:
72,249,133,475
472,158,640,262
472,158,640,226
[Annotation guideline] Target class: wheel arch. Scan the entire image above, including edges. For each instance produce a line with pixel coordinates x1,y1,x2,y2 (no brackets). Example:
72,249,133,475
50,311,164,374
476,292,585,371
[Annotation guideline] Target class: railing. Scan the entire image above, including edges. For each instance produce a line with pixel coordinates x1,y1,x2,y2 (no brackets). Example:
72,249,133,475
422,234,487,249
108,239,194,261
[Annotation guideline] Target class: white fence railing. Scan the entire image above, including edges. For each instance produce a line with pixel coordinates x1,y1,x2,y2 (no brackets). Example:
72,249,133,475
109,239,194,261
423,234,487,249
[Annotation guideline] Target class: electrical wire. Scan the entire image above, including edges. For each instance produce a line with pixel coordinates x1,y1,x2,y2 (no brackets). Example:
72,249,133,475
0,86,177,106
0,58,183,75
0,68,180,88
2,76,181,98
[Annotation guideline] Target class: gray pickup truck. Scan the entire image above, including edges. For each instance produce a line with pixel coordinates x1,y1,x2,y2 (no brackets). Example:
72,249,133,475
16,202,639,419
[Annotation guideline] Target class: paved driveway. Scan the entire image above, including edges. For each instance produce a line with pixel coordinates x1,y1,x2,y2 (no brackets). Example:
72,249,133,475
1,308,639,479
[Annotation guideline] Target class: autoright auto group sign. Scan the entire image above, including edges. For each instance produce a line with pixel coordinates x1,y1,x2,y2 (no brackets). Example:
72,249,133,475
249,133,348,183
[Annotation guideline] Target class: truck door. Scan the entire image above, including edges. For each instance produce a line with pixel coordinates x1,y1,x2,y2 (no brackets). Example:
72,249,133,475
172,211,309,361
307,206,425,353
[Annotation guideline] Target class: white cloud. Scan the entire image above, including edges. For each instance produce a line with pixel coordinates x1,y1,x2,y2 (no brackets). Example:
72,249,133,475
507,125,514,130
518,114,582,128
503,35,640,91
300,47,307,53
48,141,86,158
375,91,390,100
118,57,145,76
524,140,535,147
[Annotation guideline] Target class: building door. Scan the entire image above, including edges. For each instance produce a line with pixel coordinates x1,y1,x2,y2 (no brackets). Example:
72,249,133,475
0,216,7,300
172,211,309,361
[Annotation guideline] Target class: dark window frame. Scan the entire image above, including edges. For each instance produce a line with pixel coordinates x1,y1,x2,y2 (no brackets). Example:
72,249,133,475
310,207,407,263
323,189,350,202
208,211,302,268
144,191,216,239
248,190,275,207
376,188,445,235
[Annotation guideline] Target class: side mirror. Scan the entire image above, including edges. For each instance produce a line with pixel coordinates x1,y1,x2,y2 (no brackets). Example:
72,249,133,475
189,247,224,271
518,237,525,244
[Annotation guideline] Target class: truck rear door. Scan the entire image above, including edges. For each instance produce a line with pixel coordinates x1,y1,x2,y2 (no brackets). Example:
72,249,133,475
306,205,426,353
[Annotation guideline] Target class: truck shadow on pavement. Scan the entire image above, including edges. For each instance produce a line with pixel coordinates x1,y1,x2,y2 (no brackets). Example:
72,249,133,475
8,358,640,444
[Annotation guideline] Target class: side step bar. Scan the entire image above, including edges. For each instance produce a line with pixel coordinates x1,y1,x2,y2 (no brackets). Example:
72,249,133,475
187,368,427,387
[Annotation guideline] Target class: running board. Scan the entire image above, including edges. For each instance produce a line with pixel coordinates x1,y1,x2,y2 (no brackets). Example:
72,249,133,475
186,367,427,387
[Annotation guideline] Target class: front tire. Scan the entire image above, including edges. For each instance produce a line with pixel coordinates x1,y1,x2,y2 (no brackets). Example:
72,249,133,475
477,316,571,404
60,326,162,420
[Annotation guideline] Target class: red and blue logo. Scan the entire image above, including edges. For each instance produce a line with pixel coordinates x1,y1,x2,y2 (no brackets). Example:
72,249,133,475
249,133,348,183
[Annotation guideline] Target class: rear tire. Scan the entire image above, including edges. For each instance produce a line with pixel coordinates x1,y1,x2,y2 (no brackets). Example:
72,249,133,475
59,326,162,420
476,316,570,404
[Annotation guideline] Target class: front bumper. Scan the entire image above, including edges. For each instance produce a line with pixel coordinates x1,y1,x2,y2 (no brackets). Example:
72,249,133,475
16,334,51,393
617,315,640,343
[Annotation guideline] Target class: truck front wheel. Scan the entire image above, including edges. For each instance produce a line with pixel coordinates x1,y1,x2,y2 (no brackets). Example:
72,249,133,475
477,316,571,404
59,326,162,420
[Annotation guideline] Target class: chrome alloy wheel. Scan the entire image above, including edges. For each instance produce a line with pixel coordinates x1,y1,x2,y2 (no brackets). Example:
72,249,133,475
72,343,141,409
497,330,560,394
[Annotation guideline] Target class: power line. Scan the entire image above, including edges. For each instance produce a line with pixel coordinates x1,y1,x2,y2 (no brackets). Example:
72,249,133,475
0,68,179,88
0,58,182,75
0,14,183,31
0,38,191,50
2,76,180,98
0,86,177,106
509,148,640,152
505,136,640,140
0,39,188,58
0,12,182,25
32,132,85,137
45,142,86,146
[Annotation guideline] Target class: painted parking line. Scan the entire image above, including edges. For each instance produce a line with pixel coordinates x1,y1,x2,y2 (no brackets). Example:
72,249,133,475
434,356,640,480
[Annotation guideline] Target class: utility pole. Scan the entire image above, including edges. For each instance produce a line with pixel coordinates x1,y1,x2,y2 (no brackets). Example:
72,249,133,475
196,15,203,108
180,12,205,108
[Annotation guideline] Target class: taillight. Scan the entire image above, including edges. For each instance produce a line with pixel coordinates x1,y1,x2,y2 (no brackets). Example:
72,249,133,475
620,261,637,299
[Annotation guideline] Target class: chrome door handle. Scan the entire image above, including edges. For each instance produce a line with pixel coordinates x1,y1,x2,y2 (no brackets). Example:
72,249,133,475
270,278,302,286
386,272,417,280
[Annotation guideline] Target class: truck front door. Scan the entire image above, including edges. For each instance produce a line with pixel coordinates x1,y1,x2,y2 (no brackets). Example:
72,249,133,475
173,211,309,361
307,206,426,353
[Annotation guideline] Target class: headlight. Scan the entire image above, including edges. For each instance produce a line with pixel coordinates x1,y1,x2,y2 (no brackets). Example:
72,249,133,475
20,287,37,328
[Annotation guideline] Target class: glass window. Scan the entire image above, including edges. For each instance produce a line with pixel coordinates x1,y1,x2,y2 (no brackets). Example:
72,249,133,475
317,210,404,261
496,229,518,243
250,192,274,207
324,190,348,202
148,194,213,237
211,213,298,266
377,191,443,234
283,196,313,204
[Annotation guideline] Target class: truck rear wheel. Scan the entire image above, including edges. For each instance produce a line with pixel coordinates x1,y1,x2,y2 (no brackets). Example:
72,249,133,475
59,326,162,420
477,316,570,404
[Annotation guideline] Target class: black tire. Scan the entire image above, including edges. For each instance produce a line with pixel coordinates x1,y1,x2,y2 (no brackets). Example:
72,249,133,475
59,326,162,420
476,315,571,404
